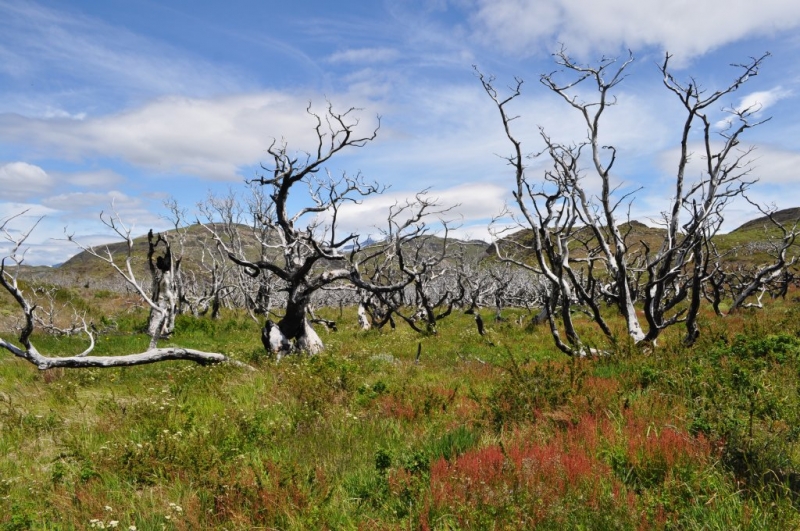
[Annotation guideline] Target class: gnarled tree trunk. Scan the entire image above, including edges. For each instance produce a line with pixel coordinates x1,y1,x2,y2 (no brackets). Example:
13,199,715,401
146,231,178,349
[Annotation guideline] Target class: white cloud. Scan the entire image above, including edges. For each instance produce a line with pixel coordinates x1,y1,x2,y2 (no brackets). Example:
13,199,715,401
0,92,382,181
41,190,142,213
638,142,800,232
40,190,166,234
40,107,86,120
470,0,800,60
747,146,800,185
0,203,61,265
0,161,54,200
657,143,800,186
714,86,794,129
736,86,793,114
431,182,509,220
328,47,401,64
0,201,58,221
317,182,509,241
634,185,798,234
64,169,125,189
447,223,497,244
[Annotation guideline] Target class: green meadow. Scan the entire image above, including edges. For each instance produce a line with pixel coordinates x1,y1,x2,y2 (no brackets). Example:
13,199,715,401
3,297,800,529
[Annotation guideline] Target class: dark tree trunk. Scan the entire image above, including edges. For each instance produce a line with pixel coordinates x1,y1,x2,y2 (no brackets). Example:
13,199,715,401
277,288,323,354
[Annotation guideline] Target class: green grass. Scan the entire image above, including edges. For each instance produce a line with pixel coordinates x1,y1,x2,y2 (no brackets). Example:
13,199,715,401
3,303,800,529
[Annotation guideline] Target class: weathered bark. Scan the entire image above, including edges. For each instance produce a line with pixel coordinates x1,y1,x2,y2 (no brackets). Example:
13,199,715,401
146,231,178,348
262,319,291,359
357,303,371,330
296,318,324,355
1,341,237,370
278,289,310,342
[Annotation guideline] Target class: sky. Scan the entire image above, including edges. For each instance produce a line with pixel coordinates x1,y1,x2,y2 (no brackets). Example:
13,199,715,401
1,0,800,265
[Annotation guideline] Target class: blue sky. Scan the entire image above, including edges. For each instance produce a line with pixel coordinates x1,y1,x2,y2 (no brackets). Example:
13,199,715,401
1,0,800,265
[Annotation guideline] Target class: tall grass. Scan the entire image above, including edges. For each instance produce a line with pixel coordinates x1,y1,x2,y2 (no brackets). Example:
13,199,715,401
2,303,800,529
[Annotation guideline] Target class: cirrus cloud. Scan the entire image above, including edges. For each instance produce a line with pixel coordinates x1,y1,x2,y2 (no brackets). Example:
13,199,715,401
328,47,401,64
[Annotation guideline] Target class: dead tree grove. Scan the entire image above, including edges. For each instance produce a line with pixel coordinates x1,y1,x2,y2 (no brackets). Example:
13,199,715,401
480,48,795,355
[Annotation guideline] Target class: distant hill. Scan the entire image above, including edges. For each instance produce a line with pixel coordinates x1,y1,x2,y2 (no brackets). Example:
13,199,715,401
7,207,800,292
12,223,489,291
488,210,800,271
487,220,669,262
732,207,800,233
17,223,266,291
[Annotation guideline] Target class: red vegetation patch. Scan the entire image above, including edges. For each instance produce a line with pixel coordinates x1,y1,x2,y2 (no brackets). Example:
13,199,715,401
378,394,417,421
429,420,617,526
622,410,712,476
427,409,713,527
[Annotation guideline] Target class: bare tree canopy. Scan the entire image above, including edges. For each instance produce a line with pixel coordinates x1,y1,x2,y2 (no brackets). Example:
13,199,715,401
216,103,441,353
480,48,796,355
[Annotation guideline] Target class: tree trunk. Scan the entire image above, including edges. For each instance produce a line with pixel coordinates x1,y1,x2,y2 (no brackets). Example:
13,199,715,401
357,303,371,330
278,289,324,353
296,318,324,354
147,233,178,348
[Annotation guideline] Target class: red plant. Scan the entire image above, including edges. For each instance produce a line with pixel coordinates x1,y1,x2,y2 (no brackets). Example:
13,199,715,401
378,394,417,421
623,411,712,473
429,424,618,526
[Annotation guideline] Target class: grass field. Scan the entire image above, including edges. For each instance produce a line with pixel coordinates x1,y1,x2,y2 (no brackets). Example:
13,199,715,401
3,296,800,529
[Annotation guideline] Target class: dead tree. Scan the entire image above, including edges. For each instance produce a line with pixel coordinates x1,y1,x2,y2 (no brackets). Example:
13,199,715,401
0,211,243,370
647,51,771,344
30,285,91,337
454,251,493,315
538,51,645,346
145,230,178,343
219,103,410,353
481,68,609,356
163,198,234,319
65,210,184,350
480,47,779,353
711,201,798,313
350,194,460,335
198,189,284,320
